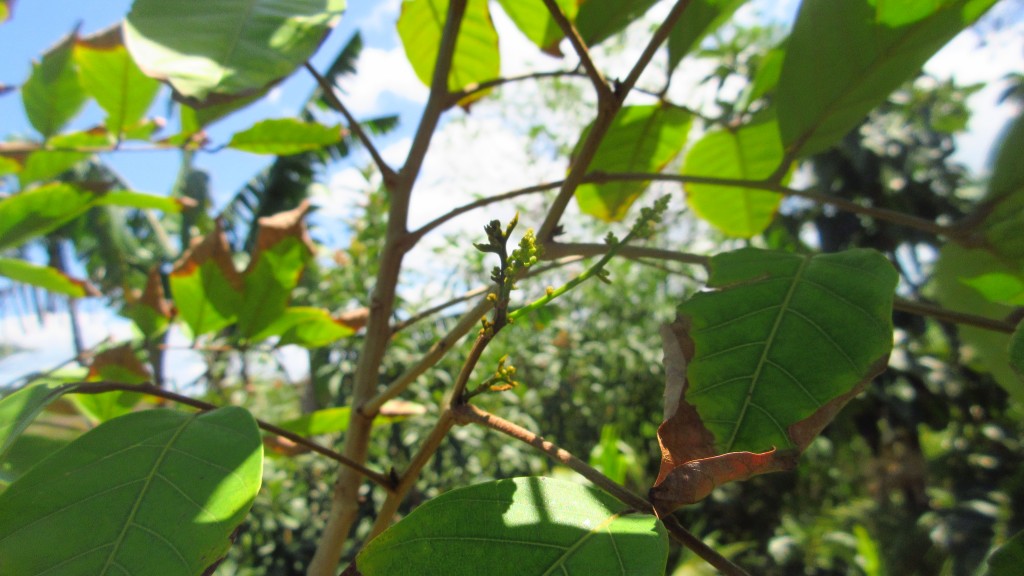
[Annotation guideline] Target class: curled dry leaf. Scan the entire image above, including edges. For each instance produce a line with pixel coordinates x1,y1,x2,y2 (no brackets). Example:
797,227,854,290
248,199,316,273
335,306,369,332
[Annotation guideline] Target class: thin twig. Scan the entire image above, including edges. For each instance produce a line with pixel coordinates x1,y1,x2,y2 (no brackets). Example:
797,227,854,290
894,297,1018,334
544,241,710,268
451,404,751,576
69,381,395,489
617,0,693,100
446,70,585,106
403,180,563,249
305,62,397,183
540,0,612,101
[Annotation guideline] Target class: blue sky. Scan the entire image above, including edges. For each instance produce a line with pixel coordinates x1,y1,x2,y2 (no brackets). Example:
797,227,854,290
1,0,1022,387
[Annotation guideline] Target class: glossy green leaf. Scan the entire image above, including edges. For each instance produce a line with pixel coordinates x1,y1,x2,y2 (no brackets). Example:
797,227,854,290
0,257,95,297
683,119,786,237
985,529,1024,576
74,24,161,136
0,183,94,250
0,407,262,575
397,0,499,101
666,0,745,72
253,306,353,347
777,0,996,157
575,0,658,47
932,244,1024,403
124,0,346,105
358,476,668,576
228,118,343,155
961,272,1024,306
979,114,1024,264
21,29,87,138
0,380,77,462
495,0,576,55
575,104,691,221
682,248,896,453
169,222,244,337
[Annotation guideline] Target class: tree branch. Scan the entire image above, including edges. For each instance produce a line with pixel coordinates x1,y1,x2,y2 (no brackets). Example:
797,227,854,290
446,69,585,106
70,382,395,489
617,0,693,100
540,0,612,102
305,62,396,183
894,297,1018,334
451,404,751,576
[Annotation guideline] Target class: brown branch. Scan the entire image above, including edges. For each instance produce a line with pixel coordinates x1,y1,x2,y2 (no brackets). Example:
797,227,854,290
446,70,586,106
310,5,470,573
403,179,564,249
582,171,955,239
451,404,751,576
305,62,396,183
894,297,1018,334
69,382,395,489
540,0,612,102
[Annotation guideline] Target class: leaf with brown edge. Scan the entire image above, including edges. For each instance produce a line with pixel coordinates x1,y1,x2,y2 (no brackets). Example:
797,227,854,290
123,266,174,339
169,220,243,337
650,248,897,514
87,344,150,384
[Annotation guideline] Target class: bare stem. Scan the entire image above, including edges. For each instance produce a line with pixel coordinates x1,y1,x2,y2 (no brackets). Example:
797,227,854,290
894,297,1018,334
543,241,710,268
540,0,612,101
70,382,394,488
305,62,396,183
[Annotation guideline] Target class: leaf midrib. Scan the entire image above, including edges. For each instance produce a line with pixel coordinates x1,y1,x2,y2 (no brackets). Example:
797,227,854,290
724,256,809,451
540,511,625,576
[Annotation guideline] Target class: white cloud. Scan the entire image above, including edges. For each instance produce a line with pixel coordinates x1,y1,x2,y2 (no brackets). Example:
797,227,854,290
336,46,429,116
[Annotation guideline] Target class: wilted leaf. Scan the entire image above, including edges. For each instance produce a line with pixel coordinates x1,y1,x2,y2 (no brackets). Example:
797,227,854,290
123,266,174,339
397,0,499,104
0,257,97,297
651,248,897,512
683,118,786,237
124,0,346,105
21,28,87,138
358,477,668,576
236,202,315,339
575,104,691,221
170,220,244,337
88,344,150,384
228,118,344,155
0,407,263,576
74,24,161,136
777,0,996,157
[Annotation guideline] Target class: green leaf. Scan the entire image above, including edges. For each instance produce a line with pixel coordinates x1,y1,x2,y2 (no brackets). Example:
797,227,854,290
236,203,314,339
397,0,499,102
96,190,191,213
0,257,96,297
275,401,425,437
74,24,161,136
683,118,786,237
961,272,1024,306
575,104,692,221
1010,323,1024,383
0,407,262,575
122,267,174,339
228,118,343,155
651,248,897,511
666,0,746,72
978,114,1024,264
495,0,576,56
738,46,785,110
358,476,668,576
0,380,77,462
776,0,996,157
575,0,659,47
680,248,897,453
932,244,1024,403
21,28,88,138
17,130,111,186
985,529,1024,576
169,222,244,337
253,306,354,347
0,183,95,250
124,0,346,105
